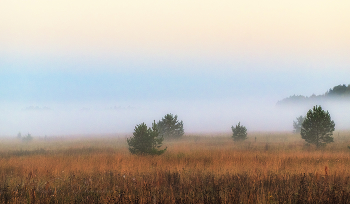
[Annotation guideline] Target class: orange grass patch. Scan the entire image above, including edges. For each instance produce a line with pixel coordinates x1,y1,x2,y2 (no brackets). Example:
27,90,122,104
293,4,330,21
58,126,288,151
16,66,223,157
0,132,350,203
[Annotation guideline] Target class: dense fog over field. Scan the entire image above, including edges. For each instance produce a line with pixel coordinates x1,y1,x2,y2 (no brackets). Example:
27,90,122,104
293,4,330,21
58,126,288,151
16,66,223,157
0,98,349,136
0,99,295,136
0,70,348,137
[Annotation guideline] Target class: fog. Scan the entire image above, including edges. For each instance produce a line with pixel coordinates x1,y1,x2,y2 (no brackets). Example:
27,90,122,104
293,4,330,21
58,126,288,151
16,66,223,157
1,98,349,137
1,70,349,137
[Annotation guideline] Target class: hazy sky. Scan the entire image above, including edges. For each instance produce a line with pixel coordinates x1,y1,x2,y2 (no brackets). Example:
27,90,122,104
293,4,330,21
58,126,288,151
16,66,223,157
0,1,349,135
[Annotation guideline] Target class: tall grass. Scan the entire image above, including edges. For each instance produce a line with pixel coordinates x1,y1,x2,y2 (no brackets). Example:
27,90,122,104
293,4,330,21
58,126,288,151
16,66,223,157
0,132,350,203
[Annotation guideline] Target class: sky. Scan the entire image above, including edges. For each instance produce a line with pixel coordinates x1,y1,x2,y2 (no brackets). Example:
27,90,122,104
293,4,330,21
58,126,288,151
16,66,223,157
0,1,350,136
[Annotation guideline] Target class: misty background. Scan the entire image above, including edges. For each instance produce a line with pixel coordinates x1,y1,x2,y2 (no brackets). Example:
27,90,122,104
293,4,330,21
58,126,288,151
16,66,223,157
1,70,350,136
1,1,350,136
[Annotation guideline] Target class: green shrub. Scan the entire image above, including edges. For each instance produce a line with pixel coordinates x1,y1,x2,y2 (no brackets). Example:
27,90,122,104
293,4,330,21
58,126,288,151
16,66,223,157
231,122,247,142
301,105,335,148
127,121,166,155
157,113,184,139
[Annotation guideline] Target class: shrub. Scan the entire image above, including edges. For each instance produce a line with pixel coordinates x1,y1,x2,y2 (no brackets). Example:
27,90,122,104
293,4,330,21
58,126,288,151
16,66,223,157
231,122,247,141
127,121,166,155
157,113,184,139
301,105,335,148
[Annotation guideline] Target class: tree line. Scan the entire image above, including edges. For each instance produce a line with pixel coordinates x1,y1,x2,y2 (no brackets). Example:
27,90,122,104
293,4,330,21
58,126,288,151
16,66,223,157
277,84,350,106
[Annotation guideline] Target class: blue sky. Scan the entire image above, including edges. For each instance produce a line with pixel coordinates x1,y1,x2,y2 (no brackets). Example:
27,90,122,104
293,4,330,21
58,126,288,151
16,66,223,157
1,59,349,104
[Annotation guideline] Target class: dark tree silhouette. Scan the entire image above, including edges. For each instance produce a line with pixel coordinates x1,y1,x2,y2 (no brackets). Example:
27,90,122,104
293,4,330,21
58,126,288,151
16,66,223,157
326,84,350,97
278,84,350,106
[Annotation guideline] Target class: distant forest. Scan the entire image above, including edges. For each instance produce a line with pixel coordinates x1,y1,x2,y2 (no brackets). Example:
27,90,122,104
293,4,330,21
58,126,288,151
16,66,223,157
277,84,350,105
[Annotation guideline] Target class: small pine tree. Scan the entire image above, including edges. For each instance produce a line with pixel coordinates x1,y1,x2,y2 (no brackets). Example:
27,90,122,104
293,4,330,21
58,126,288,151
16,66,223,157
301,105,335,148
157,113,184,139
127,121,167,155
231,122,247,141
293,115,305,133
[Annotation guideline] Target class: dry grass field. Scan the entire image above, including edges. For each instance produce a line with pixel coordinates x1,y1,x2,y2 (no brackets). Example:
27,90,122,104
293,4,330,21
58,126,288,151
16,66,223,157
1,132,350,203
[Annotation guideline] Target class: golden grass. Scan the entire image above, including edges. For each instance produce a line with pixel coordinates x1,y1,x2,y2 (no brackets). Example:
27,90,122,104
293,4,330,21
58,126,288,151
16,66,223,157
1,132,350,203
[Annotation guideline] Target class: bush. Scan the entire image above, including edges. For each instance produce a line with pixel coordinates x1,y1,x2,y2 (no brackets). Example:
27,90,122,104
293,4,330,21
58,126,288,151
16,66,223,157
127,121,166,155
301,105,335,148
157,113,184,139
231,122,247,141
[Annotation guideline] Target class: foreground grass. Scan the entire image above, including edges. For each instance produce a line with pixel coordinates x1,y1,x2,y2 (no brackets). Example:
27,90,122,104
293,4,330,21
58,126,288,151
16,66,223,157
0,132,350,203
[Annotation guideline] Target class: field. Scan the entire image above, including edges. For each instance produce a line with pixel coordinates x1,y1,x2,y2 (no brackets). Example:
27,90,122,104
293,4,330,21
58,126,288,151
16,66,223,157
1,132,350,203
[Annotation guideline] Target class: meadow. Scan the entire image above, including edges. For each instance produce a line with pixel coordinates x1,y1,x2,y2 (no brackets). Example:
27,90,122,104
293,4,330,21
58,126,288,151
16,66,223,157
0,132,350,203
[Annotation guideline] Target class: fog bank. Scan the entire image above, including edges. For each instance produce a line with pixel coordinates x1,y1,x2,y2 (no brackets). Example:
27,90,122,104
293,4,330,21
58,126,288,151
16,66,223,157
1,98,349,137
